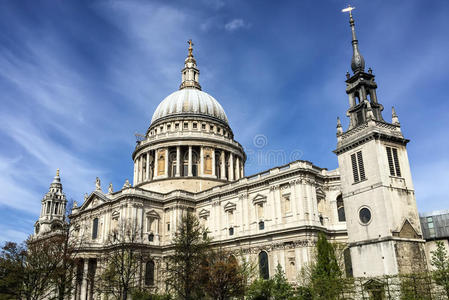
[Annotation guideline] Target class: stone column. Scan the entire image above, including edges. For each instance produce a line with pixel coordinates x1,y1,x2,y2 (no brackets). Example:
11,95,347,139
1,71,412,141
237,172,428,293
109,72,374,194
188,146,193,176
133,160,138,185
80,259,89,300
228,153,234,181
274,185,282,225
176,146,181,177
310,183,319,224
211,149,216,178
146,152,150,181
200,146,204,176
137,156,141,183
235,156,240,180
289,181,298,221
164,148,169,177
220,151,226,180
295,180,304,221
154,149,159,178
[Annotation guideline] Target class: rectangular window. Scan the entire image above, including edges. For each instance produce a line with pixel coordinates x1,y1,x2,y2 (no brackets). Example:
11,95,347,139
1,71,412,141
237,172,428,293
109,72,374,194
92,218,98,239
184,122,188,129
167,222,170,232
351,151,366,183
193,123,197,129
386,147,401,177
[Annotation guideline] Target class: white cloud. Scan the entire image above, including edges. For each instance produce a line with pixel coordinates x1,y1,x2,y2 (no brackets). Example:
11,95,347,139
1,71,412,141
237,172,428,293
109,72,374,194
224,19,250,32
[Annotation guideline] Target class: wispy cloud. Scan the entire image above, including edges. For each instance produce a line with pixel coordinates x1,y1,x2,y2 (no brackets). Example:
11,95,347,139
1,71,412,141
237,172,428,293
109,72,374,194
224,19,250,32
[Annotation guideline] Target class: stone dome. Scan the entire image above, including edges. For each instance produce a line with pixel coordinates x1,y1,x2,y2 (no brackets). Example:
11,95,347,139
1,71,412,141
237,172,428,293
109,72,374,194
151,88,229,125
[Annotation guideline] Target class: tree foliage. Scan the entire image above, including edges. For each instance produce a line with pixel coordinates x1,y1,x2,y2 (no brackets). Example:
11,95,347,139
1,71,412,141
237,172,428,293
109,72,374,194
0,238,63,300
309,233,343,299
96,218,146,300
430,241,449,298
164,212,210,300
200,248,246,300
246,264,297,300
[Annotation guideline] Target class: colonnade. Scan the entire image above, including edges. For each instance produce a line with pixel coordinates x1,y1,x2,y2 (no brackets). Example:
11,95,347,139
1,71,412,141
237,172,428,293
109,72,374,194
133,145,244,185
41,201,65,218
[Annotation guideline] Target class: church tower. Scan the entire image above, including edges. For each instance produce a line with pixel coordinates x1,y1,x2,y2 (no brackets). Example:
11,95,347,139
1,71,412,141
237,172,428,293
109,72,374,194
335,7,426,277
34,169,67,237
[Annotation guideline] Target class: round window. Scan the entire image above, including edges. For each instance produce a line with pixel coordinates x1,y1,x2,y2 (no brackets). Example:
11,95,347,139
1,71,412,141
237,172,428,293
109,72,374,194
359,207,372,224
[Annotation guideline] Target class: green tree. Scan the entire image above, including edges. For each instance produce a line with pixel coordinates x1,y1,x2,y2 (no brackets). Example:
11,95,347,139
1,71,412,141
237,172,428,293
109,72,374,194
0,238,63,300
430,241,449,298
246,264,295,300
165,213,210,300
246,278,274,300
272,264,294,300
309,233,343,300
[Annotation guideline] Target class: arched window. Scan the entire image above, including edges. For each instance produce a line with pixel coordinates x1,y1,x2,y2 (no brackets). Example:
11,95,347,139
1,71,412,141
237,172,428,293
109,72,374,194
145,260,155,286
92,218,99,239
258,251,269,279
337,195,346,222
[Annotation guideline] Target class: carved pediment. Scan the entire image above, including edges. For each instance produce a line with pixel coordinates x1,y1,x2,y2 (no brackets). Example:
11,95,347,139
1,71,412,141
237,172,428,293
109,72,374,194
315,187,325,199
146,209,160,219
224,202,236,212
111,210,120,220
199,209,210,219
80,192,109,211
252,194,267,205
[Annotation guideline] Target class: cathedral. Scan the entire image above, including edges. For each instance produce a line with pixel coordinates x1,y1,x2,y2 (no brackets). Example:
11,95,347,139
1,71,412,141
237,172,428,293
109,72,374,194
33,9,428,298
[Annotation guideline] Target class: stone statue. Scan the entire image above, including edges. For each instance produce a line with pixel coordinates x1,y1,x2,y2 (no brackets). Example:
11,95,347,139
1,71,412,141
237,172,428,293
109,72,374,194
123,179,131,189
96,177,101,191
73,200,78,208
108,183,113,194
84,193,88,202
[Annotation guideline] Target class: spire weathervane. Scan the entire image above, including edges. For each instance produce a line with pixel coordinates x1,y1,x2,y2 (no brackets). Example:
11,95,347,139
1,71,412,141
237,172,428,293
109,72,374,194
342,5,365,74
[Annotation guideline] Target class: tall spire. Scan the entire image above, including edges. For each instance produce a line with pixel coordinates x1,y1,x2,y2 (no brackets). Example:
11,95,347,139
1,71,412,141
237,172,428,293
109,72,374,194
343,6,365,73
180,39,201,90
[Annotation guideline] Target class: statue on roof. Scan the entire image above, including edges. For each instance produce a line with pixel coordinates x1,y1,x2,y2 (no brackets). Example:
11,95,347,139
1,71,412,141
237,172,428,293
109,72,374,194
96,177,101,191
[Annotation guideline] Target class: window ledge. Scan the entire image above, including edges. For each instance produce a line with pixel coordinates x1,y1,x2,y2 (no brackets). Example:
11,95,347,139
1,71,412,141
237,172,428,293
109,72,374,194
352,178,368,185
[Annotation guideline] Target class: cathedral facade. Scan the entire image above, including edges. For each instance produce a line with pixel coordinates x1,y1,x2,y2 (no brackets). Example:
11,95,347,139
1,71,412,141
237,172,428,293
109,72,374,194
33,11,427,299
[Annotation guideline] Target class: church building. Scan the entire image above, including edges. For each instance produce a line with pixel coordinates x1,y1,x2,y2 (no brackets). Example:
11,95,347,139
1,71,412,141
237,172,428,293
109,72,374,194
33,9,427,298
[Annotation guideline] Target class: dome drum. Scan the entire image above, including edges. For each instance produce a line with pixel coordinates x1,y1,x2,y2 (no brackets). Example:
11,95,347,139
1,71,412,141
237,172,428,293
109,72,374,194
133,143,245,193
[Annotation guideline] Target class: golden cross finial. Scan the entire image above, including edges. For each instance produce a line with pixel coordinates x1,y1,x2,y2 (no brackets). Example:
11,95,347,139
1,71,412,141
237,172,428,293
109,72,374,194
188,39,193,56
56,168,60,177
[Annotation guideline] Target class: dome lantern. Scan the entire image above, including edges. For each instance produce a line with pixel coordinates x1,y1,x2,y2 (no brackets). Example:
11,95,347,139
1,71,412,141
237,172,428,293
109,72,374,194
180,39,201,90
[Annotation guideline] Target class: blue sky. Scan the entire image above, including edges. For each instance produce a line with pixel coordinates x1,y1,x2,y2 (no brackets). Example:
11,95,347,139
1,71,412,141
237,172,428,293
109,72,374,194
0,0,448,243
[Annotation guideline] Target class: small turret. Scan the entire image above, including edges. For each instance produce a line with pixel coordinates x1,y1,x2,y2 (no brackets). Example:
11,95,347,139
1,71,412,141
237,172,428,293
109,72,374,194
336,117,343,135
392,106,400,125
34,169,67,236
